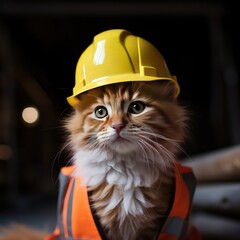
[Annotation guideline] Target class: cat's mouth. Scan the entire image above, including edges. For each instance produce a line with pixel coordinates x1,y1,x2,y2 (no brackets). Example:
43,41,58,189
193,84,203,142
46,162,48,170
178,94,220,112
109,135,136,153
112,135,129,143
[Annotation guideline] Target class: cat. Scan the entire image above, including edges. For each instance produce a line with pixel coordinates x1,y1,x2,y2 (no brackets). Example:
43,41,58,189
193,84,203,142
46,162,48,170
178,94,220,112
60,80,189,240
0,80,193,240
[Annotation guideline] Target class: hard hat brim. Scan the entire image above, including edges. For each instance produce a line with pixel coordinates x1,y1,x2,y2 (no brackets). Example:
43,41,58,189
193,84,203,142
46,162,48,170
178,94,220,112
67,75,180,107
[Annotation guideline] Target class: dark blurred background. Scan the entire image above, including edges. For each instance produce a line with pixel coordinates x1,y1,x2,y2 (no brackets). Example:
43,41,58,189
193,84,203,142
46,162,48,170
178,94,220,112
0,0,240,238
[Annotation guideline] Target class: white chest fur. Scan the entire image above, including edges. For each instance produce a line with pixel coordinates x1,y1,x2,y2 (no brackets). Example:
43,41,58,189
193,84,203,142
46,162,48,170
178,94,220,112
73,149,160,220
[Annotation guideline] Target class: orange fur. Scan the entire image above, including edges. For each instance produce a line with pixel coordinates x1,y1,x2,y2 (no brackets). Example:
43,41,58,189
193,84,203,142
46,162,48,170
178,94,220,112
65,81,189,240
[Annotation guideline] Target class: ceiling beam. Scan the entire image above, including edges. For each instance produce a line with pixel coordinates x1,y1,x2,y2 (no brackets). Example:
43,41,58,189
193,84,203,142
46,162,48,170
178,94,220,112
0,2,223,17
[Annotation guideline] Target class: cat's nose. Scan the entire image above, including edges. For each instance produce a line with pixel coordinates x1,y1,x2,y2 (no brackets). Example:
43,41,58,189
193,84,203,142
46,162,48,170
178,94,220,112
111,122,125,134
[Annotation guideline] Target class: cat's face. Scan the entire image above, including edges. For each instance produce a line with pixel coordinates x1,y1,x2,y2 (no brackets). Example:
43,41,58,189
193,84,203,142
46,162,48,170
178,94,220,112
66,81,187,158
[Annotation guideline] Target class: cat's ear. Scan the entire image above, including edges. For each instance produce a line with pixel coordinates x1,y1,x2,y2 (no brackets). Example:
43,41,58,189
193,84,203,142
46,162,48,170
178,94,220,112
153,81,178,101
165,81,178,101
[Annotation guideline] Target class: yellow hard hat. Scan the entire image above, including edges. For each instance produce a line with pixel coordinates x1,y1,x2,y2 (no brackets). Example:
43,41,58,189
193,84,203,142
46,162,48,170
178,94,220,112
67,29,180,106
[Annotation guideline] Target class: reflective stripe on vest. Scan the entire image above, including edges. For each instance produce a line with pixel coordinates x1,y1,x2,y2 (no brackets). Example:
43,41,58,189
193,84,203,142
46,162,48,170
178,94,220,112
57,166,103,239
49,161,196,240
156,161,197,240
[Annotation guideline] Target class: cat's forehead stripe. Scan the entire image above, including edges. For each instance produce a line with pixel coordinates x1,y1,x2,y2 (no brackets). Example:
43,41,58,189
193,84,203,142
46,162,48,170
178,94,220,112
132,91,140,100
99,85,133,101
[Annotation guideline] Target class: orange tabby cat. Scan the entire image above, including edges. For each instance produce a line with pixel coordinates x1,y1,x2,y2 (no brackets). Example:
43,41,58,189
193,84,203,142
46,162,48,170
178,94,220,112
63,81,188,240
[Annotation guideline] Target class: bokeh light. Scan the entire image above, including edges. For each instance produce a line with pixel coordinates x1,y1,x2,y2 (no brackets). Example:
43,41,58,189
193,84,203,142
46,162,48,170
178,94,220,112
22,106,39,125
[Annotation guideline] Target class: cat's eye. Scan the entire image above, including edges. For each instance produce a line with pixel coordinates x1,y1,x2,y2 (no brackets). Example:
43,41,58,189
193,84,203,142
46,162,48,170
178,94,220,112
128,101,145,114
94,106,108,118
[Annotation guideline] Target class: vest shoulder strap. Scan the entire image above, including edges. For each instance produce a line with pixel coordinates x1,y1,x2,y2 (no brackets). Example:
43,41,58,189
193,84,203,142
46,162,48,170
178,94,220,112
61,165,75,176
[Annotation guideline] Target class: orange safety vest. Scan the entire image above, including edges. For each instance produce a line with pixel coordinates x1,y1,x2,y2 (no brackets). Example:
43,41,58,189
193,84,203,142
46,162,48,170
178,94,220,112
45,161,200,240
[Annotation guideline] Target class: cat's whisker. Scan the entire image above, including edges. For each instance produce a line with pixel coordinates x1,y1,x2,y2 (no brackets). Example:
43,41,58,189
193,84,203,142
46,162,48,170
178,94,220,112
136,136,168,174
88,136,114,154
130,131,163,156
138,126,187,157
140,125,180,144
51,141,73,185
53,142,72,166
135,134,164,164
85,137,103,151
135,139,163,182
135,140,152,171
97,134,113,141
137,133,175,168
136,136,161,160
